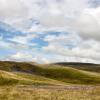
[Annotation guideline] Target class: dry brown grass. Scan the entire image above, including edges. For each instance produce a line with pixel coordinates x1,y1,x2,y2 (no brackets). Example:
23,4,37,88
0,85,100,100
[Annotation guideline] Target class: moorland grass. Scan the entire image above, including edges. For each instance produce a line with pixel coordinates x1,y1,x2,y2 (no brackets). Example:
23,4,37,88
0,85,99,100
0,61,100,85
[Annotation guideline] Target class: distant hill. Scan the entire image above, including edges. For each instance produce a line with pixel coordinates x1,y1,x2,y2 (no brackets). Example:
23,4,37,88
52,62,100,73
0,61,100,85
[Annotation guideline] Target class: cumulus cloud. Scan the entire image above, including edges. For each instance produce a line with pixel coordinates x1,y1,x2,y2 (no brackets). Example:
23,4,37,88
8,33,37,45
0,0,100,63
0,0,28,20
73,7,100,40
43,33,100,63
0,0,89,28
9,51,34,61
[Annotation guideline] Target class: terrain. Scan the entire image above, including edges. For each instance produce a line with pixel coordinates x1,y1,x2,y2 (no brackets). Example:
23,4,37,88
0,61,100,100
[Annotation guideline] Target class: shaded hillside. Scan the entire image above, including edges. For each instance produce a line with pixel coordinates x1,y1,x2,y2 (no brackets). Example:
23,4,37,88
0,61,37,73
0,70,66,86
52,62,100,73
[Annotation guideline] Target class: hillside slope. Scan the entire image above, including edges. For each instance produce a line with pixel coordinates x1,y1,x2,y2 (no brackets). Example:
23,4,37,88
52,62,100,73
0,61,100,85
0,70,66,86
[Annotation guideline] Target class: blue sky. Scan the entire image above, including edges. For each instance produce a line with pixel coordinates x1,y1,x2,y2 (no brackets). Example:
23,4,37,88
0,0,100,63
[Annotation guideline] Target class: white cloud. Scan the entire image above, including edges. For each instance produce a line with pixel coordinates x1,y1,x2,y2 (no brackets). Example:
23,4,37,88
44,32,81,48
0,0,99,39
33,55,50,64
0,0,89,29
43,33,100,63
72,7,100,40
0,0,100,63
0,0,28,20
8,33,37,45
0,36,31,51
10,51,34,61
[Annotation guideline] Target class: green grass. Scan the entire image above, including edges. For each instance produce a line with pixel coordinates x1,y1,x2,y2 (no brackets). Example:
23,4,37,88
0,70,44,86
0,77,19,86
16,72,67,85
0,85,100,100
33,65,100,84
0,70,67,86
0,70,19,86
0,61,100,85
0,61,100,100
53,62,100,73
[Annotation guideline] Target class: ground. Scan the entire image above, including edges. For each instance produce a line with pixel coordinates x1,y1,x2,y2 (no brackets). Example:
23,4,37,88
0,61,100,100
0,85,100,100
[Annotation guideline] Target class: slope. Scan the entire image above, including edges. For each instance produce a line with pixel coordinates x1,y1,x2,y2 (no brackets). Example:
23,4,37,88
52,62,100,73
0,61,100,85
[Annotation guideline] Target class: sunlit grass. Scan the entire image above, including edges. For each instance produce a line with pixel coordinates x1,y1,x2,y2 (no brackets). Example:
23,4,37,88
0,85,99,100
0,70,67,86
0,61,100,85
0,61,100,100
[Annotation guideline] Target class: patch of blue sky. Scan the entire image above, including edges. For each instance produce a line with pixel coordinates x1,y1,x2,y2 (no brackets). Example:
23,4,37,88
0,31,24,42
0,48,15,56
32,31,67,36
64,44,76,49
36,31,69,41
45,31,68,36
29,37,48,48
0,21,26,40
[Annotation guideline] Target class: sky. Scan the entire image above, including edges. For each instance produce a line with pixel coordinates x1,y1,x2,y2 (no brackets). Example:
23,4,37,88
0,0,100,63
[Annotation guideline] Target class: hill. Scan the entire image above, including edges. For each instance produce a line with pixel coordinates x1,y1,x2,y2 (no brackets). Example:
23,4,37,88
52,62,100,73
0,61,100,85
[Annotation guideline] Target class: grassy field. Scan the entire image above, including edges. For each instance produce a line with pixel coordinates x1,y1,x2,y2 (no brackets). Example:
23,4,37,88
0,85,100,100
0,61,100,85
0,70,67,86
0,61,100,100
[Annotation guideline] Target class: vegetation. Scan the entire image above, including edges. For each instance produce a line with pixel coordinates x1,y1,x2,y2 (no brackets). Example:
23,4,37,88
33,65,100,84
53,62,100,73
0,61,100,100
0,61,100,85
0,85,100,100
0,70,67,86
